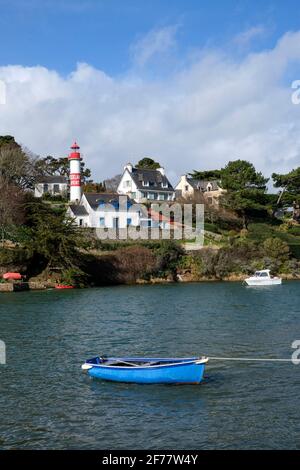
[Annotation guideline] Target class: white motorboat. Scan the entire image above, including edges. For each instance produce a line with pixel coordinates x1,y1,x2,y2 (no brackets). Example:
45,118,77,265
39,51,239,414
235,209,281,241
245,269,282,286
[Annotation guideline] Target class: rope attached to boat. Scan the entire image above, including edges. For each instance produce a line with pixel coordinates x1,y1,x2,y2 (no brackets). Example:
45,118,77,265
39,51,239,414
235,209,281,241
208,356,296,363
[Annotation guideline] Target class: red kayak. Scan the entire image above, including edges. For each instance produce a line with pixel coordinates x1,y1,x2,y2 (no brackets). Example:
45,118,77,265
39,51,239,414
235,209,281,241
55,285,74,290
3,272,22,280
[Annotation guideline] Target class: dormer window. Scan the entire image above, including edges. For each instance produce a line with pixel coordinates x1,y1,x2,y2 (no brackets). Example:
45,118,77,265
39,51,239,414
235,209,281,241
161,182,168,188
143,181,149,187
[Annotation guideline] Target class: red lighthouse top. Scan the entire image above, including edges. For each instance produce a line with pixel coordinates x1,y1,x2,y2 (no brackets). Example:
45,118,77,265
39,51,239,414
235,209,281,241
71,141,80,150
69,140,81,160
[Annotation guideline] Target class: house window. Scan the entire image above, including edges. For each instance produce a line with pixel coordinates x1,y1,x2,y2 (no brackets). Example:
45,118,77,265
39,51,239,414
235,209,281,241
123,180,131,188
185,185,189,191
143,181,149,187
79,219,83,226
158,193,165,201
53,184,60,193
43,183,49,193
99,217,105,227
161,182,168,188
167,194,173,201
148,193,155,200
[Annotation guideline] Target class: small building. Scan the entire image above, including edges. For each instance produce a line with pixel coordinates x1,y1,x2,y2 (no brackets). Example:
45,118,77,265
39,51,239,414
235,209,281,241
34,176,68,198
67,193,142,228
175,175,225,206
117,163,175,203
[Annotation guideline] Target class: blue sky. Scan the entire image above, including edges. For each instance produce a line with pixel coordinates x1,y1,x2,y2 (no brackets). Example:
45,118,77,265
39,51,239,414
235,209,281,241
0,0,300,181
0,0,299,75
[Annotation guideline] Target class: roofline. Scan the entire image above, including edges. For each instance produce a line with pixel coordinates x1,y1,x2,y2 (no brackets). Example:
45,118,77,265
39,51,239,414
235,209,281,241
137,188,175,193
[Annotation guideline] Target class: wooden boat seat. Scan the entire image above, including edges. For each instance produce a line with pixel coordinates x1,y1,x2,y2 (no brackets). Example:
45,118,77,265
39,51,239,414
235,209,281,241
104,360,161,367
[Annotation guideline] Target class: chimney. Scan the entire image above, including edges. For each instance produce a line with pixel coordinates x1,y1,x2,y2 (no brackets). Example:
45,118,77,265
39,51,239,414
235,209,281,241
124,162,133,173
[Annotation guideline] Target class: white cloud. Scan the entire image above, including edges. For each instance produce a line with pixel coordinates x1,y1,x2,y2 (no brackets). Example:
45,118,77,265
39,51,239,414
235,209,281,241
1,31,300,184
233,25,267,47
130,25,179,67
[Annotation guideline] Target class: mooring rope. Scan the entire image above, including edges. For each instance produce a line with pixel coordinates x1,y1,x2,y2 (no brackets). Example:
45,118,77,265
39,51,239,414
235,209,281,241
208,356,296,363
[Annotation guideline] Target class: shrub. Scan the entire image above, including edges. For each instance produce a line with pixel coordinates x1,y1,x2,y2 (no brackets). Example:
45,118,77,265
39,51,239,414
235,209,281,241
154,240,185,278
115,246,156,282
288,226,300,236
61,267,88,287
263,237,290,262
197,248,218,277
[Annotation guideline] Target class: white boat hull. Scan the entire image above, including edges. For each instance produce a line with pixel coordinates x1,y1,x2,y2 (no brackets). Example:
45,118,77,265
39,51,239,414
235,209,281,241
245,278,282,286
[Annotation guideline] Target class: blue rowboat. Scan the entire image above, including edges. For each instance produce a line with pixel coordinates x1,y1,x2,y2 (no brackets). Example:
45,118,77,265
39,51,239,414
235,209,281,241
81,356,208,384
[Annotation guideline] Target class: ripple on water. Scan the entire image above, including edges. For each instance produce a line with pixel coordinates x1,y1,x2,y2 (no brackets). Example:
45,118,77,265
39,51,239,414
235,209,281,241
0,282,299,449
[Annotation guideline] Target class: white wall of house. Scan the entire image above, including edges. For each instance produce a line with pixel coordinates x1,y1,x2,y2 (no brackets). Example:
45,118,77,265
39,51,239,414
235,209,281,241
175,175,195,199
66,210,89,227
97,208,140,228
35,182,68,198
68,194,141,228
117,168,140,201
138,190,175,202
118,166,175,203
175,175,225,205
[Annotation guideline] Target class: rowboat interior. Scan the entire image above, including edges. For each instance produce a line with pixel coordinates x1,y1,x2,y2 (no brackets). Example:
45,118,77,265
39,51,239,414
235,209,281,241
85,357,200,367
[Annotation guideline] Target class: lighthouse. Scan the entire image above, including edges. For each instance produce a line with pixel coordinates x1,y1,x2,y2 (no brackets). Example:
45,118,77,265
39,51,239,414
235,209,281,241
69,141,82,202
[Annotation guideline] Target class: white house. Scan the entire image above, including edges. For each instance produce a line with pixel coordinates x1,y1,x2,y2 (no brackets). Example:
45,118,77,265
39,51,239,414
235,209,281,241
175,175,225,206
34,175,68,198
67,193,143,228
117,163,175,203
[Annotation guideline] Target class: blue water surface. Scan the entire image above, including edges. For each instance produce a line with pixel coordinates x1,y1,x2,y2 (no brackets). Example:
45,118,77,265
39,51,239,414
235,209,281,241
0,282,299,449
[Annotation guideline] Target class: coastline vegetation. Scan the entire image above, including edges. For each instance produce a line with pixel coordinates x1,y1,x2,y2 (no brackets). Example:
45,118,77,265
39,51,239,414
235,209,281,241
0,135,300,287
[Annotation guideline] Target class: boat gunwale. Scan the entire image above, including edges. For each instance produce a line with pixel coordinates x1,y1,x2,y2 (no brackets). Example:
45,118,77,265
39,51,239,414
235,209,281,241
84,357,208,370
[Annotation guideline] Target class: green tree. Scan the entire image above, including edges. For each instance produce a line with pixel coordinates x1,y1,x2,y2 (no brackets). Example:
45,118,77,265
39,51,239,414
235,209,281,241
263,237,290,262
24,199,86,275
136,157,161,170
189,169,222,180
272,167,300,207
155,241,184,278
37,156,92,184
220,160,269,229
83,181,106,193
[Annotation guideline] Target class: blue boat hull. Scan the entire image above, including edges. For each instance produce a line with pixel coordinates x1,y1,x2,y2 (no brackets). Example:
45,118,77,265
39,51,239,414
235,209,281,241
83,357,207,384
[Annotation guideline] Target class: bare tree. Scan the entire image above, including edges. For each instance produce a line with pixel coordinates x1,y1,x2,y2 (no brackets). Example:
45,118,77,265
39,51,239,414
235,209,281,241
0,136,41,190
104,174,122,192
0,176,25,244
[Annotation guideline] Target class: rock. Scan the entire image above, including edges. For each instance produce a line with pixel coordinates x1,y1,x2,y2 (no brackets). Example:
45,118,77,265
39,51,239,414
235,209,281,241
0,283,14,292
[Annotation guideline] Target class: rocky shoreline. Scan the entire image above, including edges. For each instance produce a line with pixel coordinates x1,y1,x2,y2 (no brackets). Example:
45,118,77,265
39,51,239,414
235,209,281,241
1,272,300,292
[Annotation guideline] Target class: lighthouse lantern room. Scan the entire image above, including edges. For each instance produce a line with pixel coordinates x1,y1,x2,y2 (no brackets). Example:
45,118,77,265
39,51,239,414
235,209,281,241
69,141,82,202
